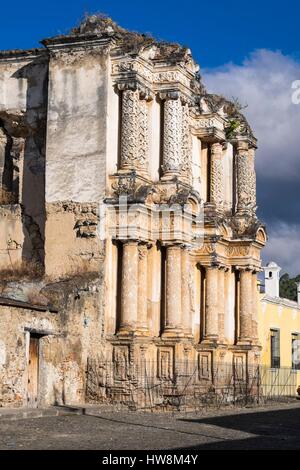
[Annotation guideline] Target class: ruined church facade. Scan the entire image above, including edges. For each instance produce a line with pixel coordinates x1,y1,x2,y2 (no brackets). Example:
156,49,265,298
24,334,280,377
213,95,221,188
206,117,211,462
0,17,266,408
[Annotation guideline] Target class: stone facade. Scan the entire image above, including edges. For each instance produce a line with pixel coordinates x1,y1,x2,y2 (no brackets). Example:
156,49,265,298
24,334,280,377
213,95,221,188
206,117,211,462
0,16,266,408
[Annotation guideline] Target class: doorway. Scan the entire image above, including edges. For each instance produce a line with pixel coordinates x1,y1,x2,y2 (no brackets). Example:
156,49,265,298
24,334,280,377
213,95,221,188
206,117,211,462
27,334,40,407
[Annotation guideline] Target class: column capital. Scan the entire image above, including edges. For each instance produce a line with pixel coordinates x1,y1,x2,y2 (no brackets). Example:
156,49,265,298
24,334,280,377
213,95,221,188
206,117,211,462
119,239,140,246
236,140,249,152
210,141,224,153
159,90,180,101
116,80,153,101
116,80,139,92
236,264,255,272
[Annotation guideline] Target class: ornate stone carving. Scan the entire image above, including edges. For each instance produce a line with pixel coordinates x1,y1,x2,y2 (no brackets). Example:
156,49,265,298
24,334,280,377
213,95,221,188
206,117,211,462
181,102,192,182
113,346,129,381
138,97,150,172
197,243,215,255
236,142,256,212
210,142,224,208
153,70,190,88
161,94,183,176
112,59,153,83
226,245,250,257
111,172,137,197
120,85,150,174
120,88,140,169
158,348,174,379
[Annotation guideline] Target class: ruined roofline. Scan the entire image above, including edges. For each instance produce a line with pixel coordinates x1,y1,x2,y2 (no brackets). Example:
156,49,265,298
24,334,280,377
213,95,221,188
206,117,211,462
41,14,193,62
0,48,46,60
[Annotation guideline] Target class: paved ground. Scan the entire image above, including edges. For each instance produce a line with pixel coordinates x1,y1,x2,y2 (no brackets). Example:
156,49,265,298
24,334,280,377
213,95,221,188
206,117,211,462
1,402,300,450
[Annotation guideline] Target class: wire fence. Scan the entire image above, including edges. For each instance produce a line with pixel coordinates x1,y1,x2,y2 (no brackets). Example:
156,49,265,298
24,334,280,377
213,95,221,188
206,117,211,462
86,358,299,411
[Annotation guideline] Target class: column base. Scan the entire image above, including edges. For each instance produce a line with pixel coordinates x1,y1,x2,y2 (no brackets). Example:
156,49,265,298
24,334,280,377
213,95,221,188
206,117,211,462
134,326,150,337
160,171,180,181
236,338,252,347
183,330,194,339
117,326,137,337
202,335,218,342
201,336,219,347
162,327,185,339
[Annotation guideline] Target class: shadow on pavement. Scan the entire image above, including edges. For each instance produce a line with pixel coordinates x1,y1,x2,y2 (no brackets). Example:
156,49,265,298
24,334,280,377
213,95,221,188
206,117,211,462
177,405,300,450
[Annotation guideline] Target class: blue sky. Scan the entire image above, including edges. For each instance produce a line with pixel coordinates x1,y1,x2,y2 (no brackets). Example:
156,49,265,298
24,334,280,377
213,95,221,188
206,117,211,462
1,1,300,275
1,0,300,67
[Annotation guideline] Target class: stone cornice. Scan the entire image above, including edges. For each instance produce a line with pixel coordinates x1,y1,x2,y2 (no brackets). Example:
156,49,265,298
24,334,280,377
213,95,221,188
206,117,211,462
41,32,115,48
41,36,114,60
111,53,196,102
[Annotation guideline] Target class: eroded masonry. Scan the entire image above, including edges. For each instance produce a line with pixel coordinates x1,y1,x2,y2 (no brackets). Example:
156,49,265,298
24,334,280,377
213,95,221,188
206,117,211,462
0,16,266,408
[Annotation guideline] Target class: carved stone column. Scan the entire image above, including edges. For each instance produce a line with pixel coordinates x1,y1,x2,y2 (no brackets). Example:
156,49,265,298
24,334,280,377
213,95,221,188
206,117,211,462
248,147,257,209
204,265,219,342
251,270,259,343
239,267,252,343
236,141,256,213
119,83,150,176
218,266,226,343
181,102,192,184
210,142,224,209
137,243,148,333
164,244,183,335
161,92,183,179
119,240,138,333
181,246,192,336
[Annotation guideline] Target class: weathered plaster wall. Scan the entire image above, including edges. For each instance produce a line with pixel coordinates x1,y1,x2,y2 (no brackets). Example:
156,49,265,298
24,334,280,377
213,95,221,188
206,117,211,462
0,272,107,408
106,62,119,182
44,47,109,278
44,202,104,279
0,304,59,407
0,51,48,266
45,49,108,203
0,205,23,269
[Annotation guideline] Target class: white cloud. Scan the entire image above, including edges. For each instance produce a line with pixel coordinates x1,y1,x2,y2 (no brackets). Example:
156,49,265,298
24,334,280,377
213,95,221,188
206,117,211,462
203,50,300,180
202,50,300,275
262,222,300,276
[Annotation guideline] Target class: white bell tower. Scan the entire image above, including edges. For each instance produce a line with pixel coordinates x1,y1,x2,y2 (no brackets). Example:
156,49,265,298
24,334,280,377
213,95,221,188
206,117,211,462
263,261,281,298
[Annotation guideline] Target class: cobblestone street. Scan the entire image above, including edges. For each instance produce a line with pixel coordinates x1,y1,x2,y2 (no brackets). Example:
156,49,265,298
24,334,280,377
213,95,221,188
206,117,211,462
1,402,300,450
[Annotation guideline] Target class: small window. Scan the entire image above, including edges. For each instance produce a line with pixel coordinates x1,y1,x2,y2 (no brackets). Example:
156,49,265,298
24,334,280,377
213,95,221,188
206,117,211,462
269,271,273,278
292,333,300,370
270,329,280,368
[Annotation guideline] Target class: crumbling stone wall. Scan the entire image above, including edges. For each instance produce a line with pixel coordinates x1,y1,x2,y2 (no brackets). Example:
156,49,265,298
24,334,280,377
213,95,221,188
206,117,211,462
0,50,48,268
0,270,107,407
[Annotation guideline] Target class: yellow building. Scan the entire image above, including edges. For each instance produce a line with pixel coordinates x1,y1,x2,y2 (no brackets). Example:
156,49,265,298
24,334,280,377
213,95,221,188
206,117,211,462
258,262,300,396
